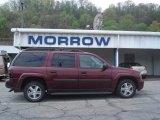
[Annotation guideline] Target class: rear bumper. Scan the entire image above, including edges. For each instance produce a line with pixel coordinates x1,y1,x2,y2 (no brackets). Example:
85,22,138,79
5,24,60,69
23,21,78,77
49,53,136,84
5,79,12,88
5,79,21,92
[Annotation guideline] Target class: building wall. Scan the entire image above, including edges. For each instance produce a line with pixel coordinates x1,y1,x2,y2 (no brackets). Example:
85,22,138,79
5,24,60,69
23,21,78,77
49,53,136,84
152,51,160,76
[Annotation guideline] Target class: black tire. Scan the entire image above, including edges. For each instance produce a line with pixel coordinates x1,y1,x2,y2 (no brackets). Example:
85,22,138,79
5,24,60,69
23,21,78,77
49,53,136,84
24,81,45,102
142,75,146,79
0,76,2,81
116,79,136,98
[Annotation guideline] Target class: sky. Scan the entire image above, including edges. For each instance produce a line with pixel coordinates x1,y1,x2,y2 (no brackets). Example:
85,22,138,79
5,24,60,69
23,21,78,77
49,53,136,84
1,0,160,10
90,0,160,10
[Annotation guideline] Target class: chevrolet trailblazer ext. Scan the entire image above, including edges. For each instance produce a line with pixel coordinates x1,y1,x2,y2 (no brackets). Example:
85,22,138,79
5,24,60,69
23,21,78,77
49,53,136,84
6,48,144,102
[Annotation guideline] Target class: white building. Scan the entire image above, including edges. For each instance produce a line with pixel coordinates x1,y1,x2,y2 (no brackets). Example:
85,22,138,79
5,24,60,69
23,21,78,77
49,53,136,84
11,28,160,76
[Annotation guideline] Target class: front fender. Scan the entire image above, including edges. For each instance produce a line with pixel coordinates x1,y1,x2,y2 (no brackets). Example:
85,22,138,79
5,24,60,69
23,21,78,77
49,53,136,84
110,72,139,90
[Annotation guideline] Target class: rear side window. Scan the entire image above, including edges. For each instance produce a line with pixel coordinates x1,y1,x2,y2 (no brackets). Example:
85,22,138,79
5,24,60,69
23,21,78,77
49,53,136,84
51,53,75,68
13,52,47,67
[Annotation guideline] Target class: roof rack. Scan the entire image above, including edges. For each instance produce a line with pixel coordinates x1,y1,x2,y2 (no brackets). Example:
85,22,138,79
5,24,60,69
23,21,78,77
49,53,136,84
68,49,84,52
24,47,83,52
24,47,64,51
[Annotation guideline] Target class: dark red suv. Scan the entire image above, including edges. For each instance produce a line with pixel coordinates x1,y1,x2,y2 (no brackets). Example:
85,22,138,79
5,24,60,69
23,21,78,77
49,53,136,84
6,48,144,102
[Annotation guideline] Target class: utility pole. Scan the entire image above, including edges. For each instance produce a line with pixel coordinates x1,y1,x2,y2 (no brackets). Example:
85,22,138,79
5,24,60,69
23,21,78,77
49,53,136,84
20,1,24,28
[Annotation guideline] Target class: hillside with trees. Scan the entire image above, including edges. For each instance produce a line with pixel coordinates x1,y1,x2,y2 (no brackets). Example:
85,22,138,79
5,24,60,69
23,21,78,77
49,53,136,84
0,0,160,38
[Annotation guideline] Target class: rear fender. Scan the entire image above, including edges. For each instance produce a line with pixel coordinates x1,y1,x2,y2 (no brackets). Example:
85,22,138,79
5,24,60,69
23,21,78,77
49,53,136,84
17,73,48,90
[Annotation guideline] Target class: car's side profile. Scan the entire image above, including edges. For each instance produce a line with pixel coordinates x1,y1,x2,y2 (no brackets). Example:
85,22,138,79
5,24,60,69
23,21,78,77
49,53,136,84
6,48,144,102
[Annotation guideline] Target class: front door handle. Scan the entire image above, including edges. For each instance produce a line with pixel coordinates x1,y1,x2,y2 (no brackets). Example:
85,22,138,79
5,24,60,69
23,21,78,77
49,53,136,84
81,72,87,75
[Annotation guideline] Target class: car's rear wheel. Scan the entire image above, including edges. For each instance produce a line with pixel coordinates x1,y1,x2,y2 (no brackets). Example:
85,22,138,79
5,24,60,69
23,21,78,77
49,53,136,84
116,79,136,98
24,81,45,102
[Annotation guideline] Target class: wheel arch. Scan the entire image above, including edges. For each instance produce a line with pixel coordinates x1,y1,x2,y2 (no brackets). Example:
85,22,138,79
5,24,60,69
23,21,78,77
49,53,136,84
20,77,47,91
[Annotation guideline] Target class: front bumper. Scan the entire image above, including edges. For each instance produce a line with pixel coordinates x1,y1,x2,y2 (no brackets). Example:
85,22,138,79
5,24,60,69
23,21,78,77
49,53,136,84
137,79,144,91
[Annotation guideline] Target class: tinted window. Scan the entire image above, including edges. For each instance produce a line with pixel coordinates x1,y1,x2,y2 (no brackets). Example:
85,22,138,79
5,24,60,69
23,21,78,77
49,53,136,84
13,52,47,67
79,54,103,69
119,63,142,68
51,53,75,68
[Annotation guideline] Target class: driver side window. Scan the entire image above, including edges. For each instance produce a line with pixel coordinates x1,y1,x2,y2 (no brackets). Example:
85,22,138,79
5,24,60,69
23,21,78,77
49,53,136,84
79,54,103,69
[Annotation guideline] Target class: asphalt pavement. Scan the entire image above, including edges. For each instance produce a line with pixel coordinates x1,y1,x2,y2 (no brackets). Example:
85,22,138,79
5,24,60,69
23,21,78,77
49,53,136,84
0,79,160,120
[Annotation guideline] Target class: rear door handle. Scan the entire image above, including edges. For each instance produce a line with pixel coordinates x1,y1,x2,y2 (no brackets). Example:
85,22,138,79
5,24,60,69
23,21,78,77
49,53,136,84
50,70,57,74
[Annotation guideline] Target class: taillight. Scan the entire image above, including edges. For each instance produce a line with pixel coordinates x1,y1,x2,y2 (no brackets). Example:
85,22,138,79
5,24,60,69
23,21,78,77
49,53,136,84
8,68,12,78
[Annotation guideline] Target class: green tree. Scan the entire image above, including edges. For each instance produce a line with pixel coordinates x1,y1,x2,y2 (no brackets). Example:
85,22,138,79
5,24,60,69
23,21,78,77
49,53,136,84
0,17,8,37
148,21,160,32
2,0,160,38
79,13,93,29
104,20,119,30
119,14,136,30
135,23,148,31
72,20,80,29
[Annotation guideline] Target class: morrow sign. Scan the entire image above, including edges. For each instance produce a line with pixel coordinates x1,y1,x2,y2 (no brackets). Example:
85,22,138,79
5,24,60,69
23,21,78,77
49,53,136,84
11,28,160,49
28,36,111,46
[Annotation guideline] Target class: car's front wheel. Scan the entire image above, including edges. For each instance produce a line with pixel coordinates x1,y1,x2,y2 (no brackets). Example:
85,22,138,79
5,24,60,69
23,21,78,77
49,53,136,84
24,81,45,102
116,79,136,98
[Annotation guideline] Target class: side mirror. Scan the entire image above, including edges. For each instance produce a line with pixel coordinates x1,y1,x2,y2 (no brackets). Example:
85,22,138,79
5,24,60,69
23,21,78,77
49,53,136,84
102,64,108,71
